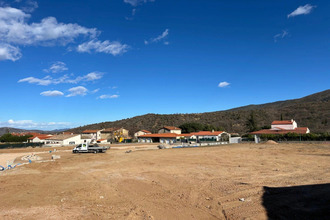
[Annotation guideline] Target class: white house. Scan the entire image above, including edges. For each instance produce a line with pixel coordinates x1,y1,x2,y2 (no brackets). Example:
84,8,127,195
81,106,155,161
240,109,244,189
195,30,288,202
45,134,81,145
271,119,298,130
190,131,230,142
28,134,53,143
138,133,181,144
251,119,310,143
158,126,182,134
134,130,151,139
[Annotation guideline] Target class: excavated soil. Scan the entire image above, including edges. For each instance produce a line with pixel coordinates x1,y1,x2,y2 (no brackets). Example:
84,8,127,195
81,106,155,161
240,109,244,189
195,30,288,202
0,143,329,219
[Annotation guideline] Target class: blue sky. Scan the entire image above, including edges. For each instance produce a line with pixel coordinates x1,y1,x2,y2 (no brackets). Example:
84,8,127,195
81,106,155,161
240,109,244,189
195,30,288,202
0,0,329,130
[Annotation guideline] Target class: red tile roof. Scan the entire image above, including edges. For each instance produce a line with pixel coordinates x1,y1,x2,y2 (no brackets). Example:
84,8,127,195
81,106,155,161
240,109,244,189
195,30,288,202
271,120,294,125
139,133,180,138
82,130,100,133
163,126,181,131
250,127,309,135
190,131,224,136
28,134,53,140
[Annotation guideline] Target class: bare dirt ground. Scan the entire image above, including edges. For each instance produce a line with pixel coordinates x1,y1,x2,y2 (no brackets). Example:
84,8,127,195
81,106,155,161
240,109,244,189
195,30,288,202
0,143,329,219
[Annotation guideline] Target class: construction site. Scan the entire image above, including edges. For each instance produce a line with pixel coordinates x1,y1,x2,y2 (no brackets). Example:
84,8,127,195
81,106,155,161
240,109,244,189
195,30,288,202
0,142,329,219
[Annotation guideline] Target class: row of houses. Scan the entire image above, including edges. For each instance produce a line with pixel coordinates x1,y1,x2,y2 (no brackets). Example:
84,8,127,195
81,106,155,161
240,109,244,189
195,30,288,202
27,127,130,146
136,126,230,144
25,119,310,145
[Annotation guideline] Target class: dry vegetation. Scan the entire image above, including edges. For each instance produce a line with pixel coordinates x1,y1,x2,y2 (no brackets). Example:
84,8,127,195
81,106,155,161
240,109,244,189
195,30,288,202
0,142,329,219
69,89,330,135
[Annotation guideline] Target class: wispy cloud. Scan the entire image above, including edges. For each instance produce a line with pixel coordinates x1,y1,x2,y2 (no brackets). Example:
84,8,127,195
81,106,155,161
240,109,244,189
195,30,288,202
44,61,68,73
274,30,289,42
288,4,316,18
20,0,38,13
40,90,64,97
66,86,88,97
98,94,119,99
144,29,169,45
0,43,22,61
0,119,71,129
18,71,104,86
77,39,129,56
123,0,154,7
218,81,230,88
18,76,53,86
91,88,100,94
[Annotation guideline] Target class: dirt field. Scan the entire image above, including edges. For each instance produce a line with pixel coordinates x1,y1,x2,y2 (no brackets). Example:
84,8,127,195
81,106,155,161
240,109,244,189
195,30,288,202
0,143,329,219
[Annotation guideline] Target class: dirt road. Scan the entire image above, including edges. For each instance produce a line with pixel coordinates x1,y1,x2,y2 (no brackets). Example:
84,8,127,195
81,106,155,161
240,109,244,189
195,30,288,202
0,143,329,219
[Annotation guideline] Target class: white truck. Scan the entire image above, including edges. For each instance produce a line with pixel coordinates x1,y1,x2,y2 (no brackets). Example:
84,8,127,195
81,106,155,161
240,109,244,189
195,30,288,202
72,142,108,154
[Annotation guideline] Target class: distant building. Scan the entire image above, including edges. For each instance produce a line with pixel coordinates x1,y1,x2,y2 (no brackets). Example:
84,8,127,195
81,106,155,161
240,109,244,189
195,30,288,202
45,134,81,145
190,131,229,142
100,128,129,142
250,119,310,143
82,130,102,141
138,133,181,144
28,134,53,143
134,130,152,139
158,126,182,134
138,130,229,144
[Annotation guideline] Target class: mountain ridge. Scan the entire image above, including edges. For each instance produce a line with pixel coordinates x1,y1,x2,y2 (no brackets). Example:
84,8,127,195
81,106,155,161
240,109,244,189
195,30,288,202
67,89,330,135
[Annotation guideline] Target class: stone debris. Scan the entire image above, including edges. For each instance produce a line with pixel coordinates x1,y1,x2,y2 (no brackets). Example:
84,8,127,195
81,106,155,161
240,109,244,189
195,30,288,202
52,155,61,160
157,144,166,149
125,150,132,153
239,198,245,202
21,154,41,161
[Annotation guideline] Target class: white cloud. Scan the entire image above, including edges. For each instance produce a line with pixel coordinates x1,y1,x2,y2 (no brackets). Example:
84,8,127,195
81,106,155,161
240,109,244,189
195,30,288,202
124,0,154,7
98,94,119,99
66,86,88,97
77,39,128,56
0,119,71,129
18,71,103,85
18,76,53,85
0,6,128,61
218,81,230,88
274,30,288,42
40,90,64,97
44,61,68,73
83,72,103,81
288,4,316,18
0,7,98,46
0,43,21,61
145,29,169,45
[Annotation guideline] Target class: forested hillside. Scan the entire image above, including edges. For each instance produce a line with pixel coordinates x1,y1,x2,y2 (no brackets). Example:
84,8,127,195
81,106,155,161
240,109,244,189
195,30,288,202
67,90,330,135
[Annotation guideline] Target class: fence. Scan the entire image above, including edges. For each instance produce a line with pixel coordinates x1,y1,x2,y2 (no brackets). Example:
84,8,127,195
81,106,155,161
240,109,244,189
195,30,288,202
0,143,43,149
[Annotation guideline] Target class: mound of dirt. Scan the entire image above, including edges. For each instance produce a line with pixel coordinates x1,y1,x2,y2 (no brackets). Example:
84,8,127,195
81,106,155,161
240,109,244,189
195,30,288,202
265,140,278,145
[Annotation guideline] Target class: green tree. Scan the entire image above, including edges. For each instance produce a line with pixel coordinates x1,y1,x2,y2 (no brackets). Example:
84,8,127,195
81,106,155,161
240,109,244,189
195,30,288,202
179,122,204,133
246,111,258,132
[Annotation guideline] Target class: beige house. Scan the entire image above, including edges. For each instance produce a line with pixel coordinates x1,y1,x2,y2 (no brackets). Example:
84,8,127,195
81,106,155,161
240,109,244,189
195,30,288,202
158,126,182,134
134,130,151,139
101,128,129,142
82,130,102,141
